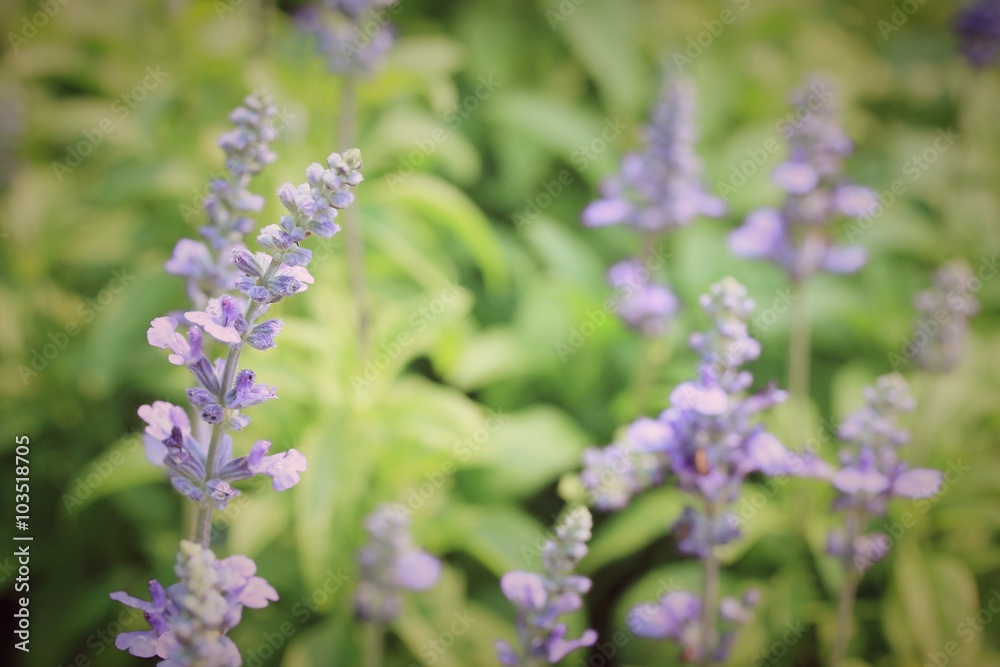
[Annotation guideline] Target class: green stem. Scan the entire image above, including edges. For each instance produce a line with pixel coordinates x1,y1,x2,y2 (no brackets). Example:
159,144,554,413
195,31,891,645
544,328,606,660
788,278,810,437
699,502,720,667
363,622,384,667
338,75,371,358
831,511,863,667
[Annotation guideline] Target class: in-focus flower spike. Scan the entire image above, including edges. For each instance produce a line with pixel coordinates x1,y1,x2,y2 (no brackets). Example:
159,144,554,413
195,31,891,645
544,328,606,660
495,505,597,666
169,92,280,308
583,76,724,232
296,1,399,76
956,0,1000,67
904,260,980,372
110,541,277,665
355,503,442,623
728,77,874,283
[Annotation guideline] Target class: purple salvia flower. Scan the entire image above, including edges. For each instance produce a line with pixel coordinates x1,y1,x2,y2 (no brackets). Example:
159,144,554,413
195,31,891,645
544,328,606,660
728,77,873,283
583,76,723,232
606,259,680,337
826,374,942,571
355,503,441,623
495,505,597,666
110,541,277,665
296,1,399,76
581,418,670,510
185,295,247,345
580,278,813,662
956,0,1000,67
905,260,980,372
245,319,283,351
224,369,277,409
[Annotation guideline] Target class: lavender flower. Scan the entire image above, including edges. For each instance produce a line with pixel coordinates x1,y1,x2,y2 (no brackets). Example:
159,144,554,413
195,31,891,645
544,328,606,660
582,278,826,663
296,0,399,76
956,0,1000,67
908,260,980,372
827,374,941,666
826,374,942,572
141,148,362,519
628,589,759,663
583,76,721,337
581,418,670,510
111,541,277,665
496,505,597,666
117,92,363,664
728,77,873,283
606,260,680,337
355,504,442,623
168,92,278,308
583,77,723,232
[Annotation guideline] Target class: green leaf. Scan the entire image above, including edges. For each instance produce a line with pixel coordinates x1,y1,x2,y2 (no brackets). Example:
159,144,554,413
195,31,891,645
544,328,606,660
459,405,590,501
581,487,683,574
436,504,544,576
375,173,508,291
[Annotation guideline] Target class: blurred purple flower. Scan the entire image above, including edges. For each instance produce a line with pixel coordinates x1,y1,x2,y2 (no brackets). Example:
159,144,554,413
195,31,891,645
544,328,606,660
956,0,1000,67
496,506,596,666
728,77,873,283
355,503,441,623
583,77,723,232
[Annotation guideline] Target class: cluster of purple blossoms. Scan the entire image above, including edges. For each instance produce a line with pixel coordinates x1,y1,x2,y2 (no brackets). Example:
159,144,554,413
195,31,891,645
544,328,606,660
583,77,723,337
581,417,669,510
296,0,399,76
496,506,597,666
114,91,364,661
111,541,278,665
955,0,1000,67
628,589,760,663
606,260,680,338
141,148,362,510
167,92,278,308
826,374,942,572
583,77,724,233
909,260,980,373
728,78,874,284
583,278,828,662
355,504,442,623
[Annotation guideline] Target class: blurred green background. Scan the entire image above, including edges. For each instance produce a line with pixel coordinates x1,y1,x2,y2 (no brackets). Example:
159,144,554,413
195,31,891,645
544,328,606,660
1,0,999,665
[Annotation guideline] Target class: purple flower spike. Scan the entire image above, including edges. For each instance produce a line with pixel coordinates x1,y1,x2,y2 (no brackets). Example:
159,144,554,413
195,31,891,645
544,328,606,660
905,260,980,373
186,295,246,345
826,374,942,574
355,503,441,623
496,506,595,666
728,76,873,282
110,542,276,665
583,76,723,232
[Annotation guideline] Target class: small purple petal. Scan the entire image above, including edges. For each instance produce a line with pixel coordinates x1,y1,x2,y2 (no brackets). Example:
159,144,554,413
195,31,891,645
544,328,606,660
393,551,442,590
892,468,942,498
500,571,547,611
